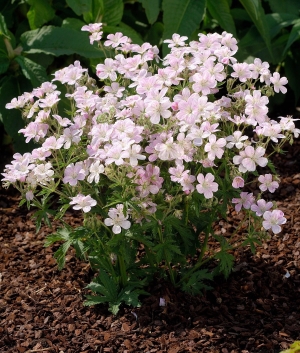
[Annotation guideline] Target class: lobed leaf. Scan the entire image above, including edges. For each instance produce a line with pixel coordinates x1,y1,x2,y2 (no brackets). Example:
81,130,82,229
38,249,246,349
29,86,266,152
66,0,92,16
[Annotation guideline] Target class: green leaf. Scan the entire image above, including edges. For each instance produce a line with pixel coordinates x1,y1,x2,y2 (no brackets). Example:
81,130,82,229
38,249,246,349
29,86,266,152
27,0,55,30
54,240,72,270
62,18,86,31
84,294,111,306
66,0,92,16
14,56,48,87
103,22,143,45
0,54,9,74
265,0,300,14
162,0,206,56
207,0,236,37
285,54,300,104
20,26,106,58
102,0,124,26
181,269,213,295
44,228,71,247
282,19,300,57
214,250,234,278
265,13,298,39
0,13,9,36
239,0,274,62
141,0,161,24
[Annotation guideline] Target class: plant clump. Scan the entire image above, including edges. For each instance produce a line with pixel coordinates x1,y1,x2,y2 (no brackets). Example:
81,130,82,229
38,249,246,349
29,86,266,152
2,24,299,314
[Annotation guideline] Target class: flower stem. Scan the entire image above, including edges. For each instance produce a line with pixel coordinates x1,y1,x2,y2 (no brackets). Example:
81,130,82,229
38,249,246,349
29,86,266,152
118,254,127,288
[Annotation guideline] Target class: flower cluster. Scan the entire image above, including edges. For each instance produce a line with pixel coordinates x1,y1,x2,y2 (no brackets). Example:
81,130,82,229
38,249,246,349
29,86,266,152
3,24,298,240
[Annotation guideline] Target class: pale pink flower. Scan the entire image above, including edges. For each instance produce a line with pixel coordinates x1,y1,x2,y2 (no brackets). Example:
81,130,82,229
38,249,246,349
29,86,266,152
204,134,226,160
164,34,188,47
232,176,244,188
191,71,217,95
251,199,273,216
104,32,130,48
70,194,97,213
63,163,86,186
231,63,252,82
262,210,286,234
233,146,268,172
270,72,288,94
104,204,131,234
196,173,218,199
87,161,105,183
232,192,255,212
258,174,279,193
226,131,248,149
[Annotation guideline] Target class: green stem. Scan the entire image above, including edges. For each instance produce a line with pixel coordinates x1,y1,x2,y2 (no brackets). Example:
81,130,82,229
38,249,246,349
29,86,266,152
178,228,211,286
118,254,127,288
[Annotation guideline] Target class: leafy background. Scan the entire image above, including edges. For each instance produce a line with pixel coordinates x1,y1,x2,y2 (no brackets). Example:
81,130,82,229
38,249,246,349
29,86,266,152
1,0,300,153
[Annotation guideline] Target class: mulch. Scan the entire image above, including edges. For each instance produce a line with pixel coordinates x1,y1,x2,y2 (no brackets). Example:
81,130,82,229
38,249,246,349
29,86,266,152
1,139,300,353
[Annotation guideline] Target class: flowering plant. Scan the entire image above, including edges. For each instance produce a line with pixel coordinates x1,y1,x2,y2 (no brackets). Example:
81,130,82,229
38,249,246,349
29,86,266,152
2,24,298,314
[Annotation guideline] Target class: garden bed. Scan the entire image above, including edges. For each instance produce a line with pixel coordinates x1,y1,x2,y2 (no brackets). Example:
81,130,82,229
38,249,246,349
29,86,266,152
1,139,300,353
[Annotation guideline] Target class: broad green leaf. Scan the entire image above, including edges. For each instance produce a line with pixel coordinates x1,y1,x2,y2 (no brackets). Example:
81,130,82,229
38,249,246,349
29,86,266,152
102,0,124,26
103,23,143,45
66,0,92,16
20,26,106,58
207,0,236,37
15,56,48,87
141,0,161,24
62,18,86,31
265,13,299,39
239,0,274,62
145,22,164,46
285,55,300,104
0,13,9,36
27,0,55,30
0,54,9,74
162,0,206,56
265,0,300,14
230,8,251,22
282,19,300,57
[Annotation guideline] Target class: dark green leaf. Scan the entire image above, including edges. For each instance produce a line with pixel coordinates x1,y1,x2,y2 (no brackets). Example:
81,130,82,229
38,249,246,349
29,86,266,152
62,18,86,30
0,54,9,74
54,240,72,270
207,0,236,37
141,0,161,24
27,0,55,30
162,0,206,56
14,56,48,87
285,54,300,103
66,0,92,16
282,19,300,57
265,0,300,14
84,294,111,306
181,269,213,295
239,0,274,61
265,13,298,39
20,26,106,58
214,250,234,278
0,13,9,36
102,0,124,26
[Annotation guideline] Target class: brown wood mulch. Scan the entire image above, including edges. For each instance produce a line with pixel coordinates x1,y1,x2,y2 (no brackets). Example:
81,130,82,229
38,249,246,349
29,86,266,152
1,140,300,353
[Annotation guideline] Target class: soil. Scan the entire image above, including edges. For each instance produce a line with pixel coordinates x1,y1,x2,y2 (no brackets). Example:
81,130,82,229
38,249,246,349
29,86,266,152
1,139,300,353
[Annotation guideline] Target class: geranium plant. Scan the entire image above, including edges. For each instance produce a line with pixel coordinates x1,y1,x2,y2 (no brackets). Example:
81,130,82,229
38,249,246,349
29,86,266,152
2,24,299,314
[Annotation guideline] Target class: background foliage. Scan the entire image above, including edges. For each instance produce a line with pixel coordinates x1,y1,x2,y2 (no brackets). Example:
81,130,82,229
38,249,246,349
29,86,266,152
1,0,300,153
